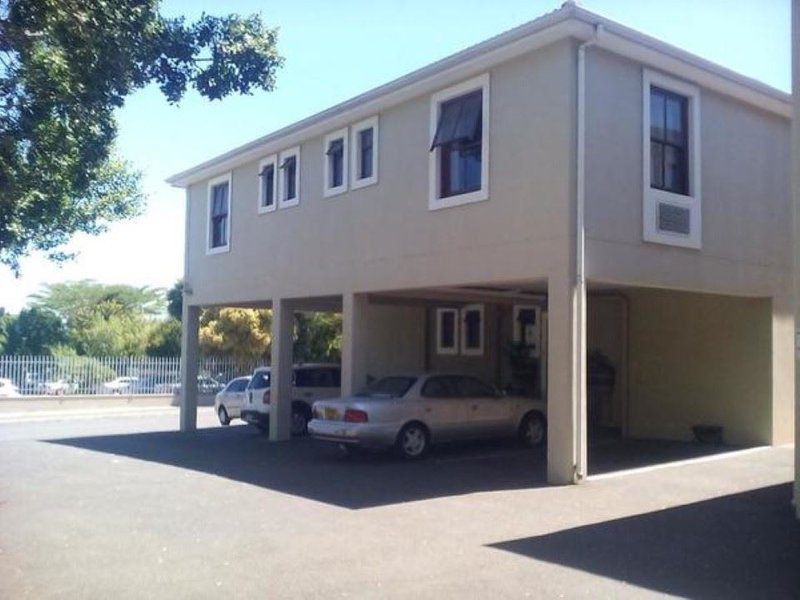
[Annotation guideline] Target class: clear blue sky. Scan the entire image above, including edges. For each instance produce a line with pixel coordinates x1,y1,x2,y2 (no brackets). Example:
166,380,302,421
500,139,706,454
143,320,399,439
0,0,790,313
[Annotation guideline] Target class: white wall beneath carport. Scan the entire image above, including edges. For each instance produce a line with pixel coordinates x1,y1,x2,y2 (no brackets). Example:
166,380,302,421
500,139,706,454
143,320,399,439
364,304,426,382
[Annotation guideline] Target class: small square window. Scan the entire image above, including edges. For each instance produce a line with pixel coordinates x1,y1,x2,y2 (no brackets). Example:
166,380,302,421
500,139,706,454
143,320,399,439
258,155,277,214
323,128,348,197
351,116,379,189
436,308,458,355
278,147,300,208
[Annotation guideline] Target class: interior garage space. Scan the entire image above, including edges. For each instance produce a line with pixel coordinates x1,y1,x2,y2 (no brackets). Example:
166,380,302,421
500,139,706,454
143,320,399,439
586,286,784,473
353,282,788,478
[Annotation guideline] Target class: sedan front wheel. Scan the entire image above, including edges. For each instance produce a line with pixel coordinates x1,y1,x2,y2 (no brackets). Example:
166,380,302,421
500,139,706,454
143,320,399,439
217,405,231,426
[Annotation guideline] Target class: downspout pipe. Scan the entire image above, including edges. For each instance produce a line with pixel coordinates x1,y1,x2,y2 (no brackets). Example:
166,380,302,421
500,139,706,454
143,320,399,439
574,23,602,480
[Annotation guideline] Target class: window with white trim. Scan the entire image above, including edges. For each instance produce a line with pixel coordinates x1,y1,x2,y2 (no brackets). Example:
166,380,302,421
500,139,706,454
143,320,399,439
460,304,484,356
513,305,541,358
207,173,231,254
429,73,489,210
258,155,277,213
436,308,458,355
643,70,701,249
351,116,378,189
323,129,348,197
278,146,300,208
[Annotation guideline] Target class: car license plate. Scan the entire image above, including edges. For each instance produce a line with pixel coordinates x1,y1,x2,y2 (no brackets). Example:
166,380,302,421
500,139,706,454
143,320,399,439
324,408,339,421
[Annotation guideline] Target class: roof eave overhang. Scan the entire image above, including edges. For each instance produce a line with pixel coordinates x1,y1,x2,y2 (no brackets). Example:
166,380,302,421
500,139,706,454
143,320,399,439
167,6,791,188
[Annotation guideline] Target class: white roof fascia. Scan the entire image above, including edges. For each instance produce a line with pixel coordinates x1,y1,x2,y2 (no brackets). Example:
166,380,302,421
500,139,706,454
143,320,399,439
167,5,791,188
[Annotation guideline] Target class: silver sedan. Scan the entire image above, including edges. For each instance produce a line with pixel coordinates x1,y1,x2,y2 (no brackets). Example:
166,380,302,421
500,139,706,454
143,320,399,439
308,373,547,459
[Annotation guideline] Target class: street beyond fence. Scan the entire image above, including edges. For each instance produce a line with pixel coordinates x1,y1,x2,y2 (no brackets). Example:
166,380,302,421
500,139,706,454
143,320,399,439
0,355,260,396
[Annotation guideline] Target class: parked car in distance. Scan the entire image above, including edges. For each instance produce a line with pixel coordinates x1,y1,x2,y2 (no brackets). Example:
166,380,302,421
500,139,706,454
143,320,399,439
168,376,225,396
308,373,547,459
40,379,76,396
214,376,251,425
100,376,139,394
0,378,21,398
241,364,341,435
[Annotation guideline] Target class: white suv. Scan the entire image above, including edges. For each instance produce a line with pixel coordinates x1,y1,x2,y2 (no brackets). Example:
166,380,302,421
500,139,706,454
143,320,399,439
241,364,341,435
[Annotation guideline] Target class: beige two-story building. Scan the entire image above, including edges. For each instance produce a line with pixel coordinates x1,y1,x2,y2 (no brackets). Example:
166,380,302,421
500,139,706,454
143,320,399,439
168,3,795,486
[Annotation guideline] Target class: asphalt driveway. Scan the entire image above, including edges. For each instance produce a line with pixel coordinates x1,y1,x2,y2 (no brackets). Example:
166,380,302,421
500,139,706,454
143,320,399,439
0,413,797,598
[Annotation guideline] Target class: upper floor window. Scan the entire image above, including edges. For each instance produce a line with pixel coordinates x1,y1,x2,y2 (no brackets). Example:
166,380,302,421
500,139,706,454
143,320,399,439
258,155,277,214
650,87,688,195
351,116,379,189
429,74,489,210
278,147,300,208
642,70,701,249
323,128,348,197
207,173,231,254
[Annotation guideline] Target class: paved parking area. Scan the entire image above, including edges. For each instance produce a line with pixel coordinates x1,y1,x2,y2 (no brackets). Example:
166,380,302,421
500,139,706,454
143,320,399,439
0,414,797,598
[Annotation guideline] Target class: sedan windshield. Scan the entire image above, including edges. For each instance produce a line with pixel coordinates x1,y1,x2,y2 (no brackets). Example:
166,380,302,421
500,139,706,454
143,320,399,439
357,376,416,399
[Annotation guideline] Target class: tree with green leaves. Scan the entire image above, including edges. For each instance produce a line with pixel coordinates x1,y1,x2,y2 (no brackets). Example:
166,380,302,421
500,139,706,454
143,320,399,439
0,1,283,273
146,318,181,357
200,307,271,368
4,306,67,354
30,280,164,356
294,312,342,363
166,279,183,322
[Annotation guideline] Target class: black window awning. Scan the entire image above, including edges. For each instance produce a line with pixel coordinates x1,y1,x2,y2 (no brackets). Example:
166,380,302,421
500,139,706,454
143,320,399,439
430,90,482,151
280,156,296,170
326,138,344,156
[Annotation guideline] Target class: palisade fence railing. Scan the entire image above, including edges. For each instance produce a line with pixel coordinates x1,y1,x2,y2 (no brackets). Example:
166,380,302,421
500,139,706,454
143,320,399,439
0,355,262,396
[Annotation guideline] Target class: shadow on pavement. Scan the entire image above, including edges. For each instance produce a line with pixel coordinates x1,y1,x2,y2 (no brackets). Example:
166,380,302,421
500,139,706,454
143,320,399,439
48,425,745,510
489,483,800,599
47,425,548,509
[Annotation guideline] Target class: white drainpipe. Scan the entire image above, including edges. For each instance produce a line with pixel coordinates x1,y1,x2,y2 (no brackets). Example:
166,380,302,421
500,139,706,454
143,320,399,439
575,23,602,480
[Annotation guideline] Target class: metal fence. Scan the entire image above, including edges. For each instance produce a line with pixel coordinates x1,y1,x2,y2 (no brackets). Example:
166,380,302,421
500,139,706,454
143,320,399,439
0,355,262,396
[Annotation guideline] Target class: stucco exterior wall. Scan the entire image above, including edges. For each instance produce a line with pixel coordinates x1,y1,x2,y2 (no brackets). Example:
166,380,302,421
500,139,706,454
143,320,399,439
364,304,426,381
584,48,792,298
625,288,772,446
183,40,575,307
586,295,626,428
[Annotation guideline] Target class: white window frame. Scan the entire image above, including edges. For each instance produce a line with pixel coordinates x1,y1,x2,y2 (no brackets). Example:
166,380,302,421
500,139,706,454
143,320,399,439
278,146,301,209
257,155,278,214
351,115,379,189
206,172,232,255
435,308,459,355
323,128,349,198
428,73,490,211
642,69,702,249
513,304,541,358
460,304,484,356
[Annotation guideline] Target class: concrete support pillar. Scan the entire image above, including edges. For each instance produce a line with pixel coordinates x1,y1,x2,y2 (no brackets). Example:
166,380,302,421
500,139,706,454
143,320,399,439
179,304,200,432
546,273,586,484
341,292,369,397
791,0,800,520
770,294,795,446
269,298,294,441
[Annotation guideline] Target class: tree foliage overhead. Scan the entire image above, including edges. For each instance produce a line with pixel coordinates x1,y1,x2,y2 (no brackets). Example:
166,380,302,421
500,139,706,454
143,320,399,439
0,1,284,272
